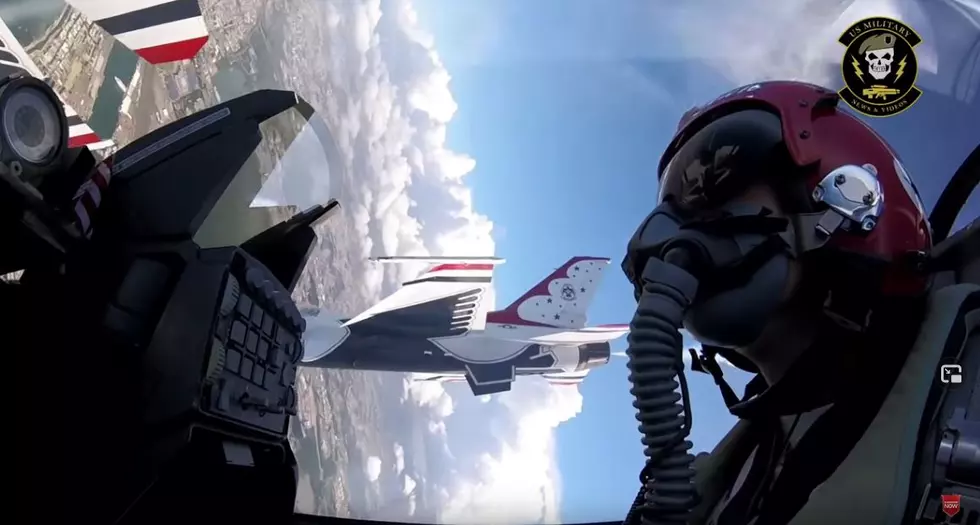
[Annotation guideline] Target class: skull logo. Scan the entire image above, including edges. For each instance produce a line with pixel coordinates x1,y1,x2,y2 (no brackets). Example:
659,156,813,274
865,48,894,80
858,33,897,81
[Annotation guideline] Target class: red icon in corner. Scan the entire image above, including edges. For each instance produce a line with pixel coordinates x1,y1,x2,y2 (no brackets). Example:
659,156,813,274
941,494,961,518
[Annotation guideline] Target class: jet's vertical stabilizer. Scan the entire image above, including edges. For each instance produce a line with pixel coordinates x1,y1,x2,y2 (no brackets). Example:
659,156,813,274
486,256,610,329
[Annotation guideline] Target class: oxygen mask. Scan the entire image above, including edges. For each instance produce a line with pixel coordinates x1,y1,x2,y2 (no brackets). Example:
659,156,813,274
619,196,797,524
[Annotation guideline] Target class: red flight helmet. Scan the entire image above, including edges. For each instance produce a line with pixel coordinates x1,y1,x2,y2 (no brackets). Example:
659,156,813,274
658,81,932,297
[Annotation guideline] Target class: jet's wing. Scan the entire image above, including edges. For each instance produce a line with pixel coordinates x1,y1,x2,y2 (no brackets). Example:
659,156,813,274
65,0,209,64
0,18,110,150
355,260,501,331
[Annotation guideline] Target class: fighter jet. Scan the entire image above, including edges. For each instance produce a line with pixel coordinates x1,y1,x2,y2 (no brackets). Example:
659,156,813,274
0,0,209,149
299,256,630,395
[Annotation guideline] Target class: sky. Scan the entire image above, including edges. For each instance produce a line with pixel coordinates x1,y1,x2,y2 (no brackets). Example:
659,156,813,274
391,0,979,523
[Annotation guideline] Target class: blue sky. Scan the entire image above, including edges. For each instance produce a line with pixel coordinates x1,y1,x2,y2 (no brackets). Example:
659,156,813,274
412,1,977,522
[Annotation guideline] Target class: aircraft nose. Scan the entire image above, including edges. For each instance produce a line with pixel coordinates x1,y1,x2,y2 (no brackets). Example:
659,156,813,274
578,342,611,370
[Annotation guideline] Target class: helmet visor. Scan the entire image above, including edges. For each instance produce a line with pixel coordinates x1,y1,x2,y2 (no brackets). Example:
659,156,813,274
657,109,790,211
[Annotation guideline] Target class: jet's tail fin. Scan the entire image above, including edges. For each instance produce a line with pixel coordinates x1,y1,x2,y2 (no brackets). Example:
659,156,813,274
486,256,610,329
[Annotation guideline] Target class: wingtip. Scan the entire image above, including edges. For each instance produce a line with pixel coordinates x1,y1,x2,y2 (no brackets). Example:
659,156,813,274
135,35,208,64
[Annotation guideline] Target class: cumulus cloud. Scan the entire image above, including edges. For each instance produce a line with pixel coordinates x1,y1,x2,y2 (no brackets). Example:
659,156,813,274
394,443,406,475
311,0,496,296
365,456,383,483
399,370,589,522
277,0,574,516
422,379,584,524
408,380,455,418
403,474,418,496
427,420,447,437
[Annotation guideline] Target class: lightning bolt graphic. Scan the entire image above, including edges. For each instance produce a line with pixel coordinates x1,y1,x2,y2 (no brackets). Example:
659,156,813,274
895,56,908,82
851,55,865,83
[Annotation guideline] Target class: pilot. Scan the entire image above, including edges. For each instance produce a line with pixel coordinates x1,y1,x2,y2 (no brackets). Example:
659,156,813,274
623,81,978,525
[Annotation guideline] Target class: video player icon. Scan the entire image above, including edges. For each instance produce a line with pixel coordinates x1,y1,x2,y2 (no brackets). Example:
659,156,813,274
940,364,963,384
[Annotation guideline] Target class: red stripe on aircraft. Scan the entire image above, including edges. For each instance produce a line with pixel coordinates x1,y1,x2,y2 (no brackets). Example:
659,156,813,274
135,36,208,64
429,263,495,273
69,133,101,148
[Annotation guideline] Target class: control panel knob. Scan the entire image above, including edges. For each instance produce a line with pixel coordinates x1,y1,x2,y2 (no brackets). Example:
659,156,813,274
291,340,304,365
245,267,263,290
259,280,275,302
218,276,240,317
205,338,227,382
270,291,288,316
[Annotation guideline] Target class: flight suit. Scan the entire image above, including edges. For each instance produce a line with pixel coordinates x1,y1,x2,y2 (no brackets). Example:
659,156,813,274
690,283,980,525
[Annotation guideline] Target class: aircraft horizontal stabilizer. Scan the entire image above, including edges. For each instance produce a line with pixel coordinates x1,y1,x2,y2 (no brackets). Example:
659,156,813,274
372,255,506,265
66,0,209,64
350,257,500,329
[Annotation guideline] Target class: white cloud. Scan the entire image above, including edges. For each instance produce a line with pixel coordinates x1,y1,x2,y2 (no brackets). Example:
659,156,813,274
365,456,383,483
278,0,575,514
422,379,582,524
394,443,406,475
408,379,455,418
427,420,447,437
299,0,497,299
403,474,418,496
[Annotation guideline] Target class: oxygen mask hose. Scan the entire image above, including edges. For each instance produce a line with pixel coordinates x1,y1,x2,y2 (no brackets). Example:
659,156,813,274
625,249,700,525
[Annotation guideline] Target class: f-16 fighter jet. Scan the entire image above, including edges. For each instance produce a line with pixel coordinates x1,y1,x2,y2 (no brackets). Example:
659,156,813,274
300,256,629,395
